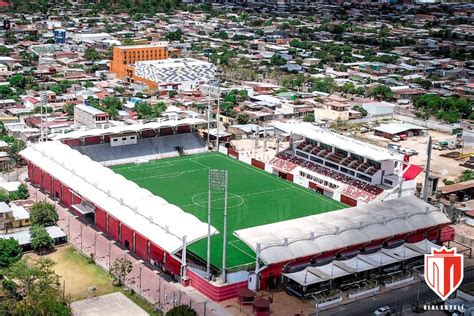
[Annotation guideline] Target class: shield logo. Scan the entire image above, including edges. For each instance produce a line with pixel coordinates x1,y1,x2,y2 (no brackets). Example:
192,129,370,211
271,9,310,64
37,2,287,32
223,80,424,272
425,247,464,301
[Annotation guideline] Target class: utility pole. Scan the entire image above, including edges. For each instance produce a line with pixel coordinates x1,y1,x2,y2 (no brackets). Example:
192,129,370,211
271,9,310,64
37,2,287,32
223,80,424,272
423,136,432,201
215,81,221,152
40,92,48,142
207,83,211,148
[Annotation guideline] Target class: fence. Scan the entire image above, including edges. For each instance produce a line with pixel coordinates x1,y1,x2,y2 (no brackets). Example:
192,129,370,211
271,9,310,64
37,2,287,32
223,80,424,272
31,186,225,316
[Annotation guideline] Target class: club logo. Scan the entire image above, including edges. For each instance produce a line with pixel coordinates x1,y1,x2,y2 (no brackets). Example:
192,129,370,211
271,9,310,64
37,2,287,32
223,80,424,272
425,247,463,301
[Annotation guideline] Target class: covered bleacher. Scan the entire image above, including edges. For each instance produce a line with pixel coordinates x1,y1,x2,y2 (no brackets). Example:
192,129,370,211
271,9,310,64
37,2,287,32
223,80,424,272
272,151,383,203
74,133,206,165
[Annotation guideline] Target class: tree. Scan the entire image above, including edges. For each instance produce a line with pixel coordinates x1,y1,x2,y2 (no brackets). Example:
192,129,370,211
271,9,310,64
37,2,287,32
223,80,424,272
0,85,15,99
352,105,368,117
101,96,122,119
0,238,22,268
368,85,395,101
236,113,250,124
63,103,75,118
9,74,34,89
2,258,71,315
310,77,335,94
30,202,58,227
84,48,100,61
165,29,183,42
167,305,198,316
8,138,26,166
303,113,315,122
0,188,9,203
135,101,166,119
110,256,132,286
168,90,178,98
16,183,29,200
271,54,287,66
30,225,54,255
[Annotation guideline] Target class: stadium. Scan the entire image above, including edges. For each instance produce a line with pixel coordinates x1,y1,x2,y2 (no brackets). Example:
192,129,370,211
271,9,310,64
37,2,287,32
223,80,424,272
20,120,453,302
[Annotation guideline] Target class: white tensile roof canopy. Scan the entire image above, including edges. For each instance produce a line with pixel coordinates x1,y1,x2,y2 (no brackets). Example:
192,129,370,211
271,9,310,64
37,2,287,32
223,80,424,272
234,196,450,265
20,141,218,254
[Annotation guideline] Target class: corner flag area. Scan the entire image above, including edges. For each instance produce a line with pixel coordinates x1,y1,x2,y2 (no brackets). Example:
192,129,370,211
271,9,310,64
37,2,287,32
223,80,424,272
111,152,346,270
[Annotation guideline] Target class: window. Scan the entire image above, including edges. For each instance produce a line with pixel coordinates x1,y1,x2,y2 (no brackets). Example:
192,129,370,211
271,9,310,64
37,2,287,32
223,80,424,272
325,161,339,170
310,156,323,164
113,139,118,142
296,151,309,159
131,136,135,140
356,173,372,182
122,138,126,140
384,179,393,185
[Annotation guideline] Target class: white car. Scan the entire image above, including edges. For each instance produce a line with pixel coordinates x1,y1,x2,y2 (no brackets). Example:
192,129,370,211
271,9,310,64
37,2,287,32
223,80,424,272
373,306,391,316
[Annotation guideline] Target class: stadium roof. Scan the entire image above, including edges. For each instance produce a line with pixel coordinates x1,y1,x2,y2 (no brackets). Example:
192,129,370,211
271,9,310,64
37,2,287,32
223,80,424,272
52,118,207,140
271,121,403,162
234,197,450,265
20,142,217,254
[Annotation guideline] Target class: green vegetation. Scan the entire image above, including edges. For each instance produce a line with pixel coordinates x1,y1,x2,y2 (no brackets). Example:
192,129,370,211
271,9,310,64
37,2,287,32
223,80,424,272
111,153,345,269
30,202,58,227
109,256,132,286
167,305,198,316
135,101,166,119
236,113,250,124
271,54,287,66
303,113,315,122
30,225,54,255
309,77,336,94
413,94,472,124
165,29,183,42
368,85,395,101
352,105,368,116
220,89,249,118
0,238,22,268
0,258,71,315
84,48,100,61
88,96,122,119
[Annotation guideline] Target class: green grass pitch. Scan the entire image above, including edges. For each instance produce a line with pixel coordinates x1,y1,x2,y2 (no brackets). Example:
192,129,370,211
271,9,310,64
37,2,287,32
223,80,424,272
110,152,346,270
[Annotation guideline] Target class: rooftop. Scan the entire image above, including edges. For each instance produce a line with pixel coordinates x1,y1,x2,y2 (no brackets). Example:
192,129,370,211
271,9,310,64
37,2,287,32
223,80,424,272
234,196,449,265
272,121,403,162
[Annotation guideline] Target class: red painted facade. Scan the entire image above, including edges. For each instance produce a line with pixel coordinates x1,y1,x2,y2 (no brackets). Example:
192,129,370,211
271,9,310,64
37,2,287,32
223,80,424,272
134,233,148,259
340,194,358,207
187,269,247,302
251,159,265,170
95,207,107,232
121,224,133,250
23,158,453,302
108,216,120,241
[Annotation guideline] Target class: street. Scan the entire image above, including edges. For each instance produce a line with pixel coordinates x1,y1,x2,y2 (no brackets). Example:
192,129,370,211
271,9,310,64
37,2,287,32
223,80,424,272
321,268,474,316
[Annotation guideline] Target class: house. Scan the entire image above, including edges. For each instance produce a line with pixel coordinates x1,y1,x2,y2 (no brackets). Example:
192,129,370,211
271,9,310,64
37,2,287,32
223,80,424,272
74,104,109,128
0,201,31,230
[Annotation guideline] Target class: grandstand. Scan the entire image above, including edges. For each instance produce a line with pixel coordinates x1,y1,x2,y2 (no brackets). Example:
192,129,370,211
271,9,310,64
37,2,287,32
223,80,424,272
271,122,423,206
74,133,206,165
20,120,447,302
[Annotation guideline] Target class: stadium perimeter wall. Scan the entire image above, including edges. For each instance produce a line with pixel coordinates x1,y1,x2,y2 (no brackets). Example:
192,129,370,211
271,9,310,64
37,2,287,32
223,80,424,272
23,149,455,302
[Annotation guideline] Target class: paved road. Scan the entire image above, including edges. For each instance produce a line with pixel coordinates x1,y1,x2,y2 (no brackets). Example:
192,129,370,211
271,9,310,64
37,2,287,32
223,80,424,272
321,269,474,316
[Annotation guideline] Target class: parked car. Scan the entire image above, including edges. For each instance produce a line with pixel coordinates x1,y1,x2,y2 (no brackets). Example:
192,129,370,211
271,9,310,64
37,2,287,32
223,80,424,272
392,135,400,142
373,306,391,316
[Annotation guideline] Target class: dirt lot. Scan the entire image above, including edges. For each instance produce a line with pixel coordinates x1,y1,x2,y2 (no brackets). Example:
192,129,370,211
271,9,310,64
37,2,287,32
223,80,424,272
360,130,468,184
26,245,117,301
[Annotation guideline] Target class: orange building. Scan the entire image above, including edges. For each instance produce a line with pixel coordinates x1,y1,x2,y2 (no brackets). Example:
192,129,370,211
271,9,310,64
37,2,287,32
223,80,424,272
109,43,168,88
